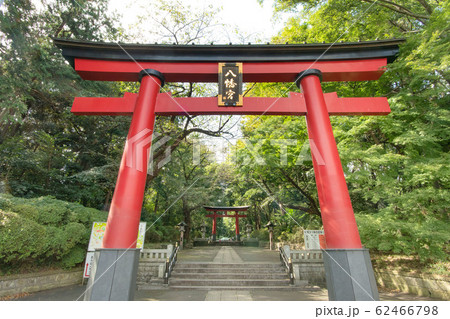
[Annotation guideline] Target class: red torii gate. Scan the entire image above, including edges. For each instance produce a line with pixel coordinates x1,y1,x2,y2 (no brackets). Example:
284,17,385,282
204,206,249,241
55,38,403,301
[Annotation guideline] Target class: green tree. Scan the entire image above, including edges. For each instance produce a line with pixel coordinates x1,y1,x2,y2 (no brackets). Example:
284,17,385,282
0,0,130,209
141,137,224,242
244,0,450,262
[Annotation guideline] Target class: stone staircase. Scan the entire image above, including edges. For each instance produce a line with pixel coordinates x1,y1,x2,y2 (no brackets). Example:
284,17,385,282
168,262,301,289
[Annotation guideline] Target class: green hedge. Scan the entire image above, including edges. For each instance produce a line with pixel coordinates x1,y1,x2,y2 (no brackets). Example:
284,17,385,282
0,193,107,273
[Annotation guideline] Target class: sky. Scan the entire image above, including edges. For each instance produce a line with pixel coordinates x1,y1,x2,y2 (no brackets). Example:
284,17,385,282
108,0,289,43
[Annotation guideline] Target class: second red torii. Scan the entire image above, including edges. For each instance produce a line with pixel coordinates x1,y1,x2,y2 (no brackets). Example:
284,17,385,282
204,206,249,241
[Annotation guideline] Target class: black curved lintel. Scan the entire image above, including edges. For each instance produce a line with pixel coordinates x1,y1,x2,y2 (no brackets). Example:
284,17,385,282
53,38,404,67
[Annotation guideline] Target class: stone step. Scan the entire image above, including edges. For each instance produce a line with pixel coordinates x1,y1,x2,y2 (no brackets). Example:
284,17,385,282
138,266,162,270
159,285,314,291
170,273,288,280
169,262,291,289
175,263,283,269
168,278,291,287
171,267,286,274
137,278,164,285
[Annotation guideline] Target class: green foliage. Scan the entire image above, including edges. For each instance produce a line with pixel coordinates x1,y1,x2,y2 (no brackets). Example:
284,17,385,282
233,0,449,266
133,0,221,44
0,0,120,124
145,228,164,243
251,229,270,241
141,139,224,243
232,115,320,217
61,246,87,269
277,227,303,244
0,0,128,209
0,193,107,273
0,210,47,263
357,213,449,262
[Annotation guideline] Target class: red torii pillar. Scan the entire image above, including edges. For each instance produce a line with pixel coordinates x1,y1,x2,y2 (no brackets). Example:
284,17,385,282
296,69,361,249
83,69,164,302
210,210,217,241
103,69,164,249
296,69,378,301
235,214,240,241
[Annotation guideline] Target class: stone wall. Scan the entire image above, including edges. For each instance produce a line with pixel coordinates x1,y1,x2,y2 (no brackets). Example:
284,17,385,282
136,247,170,287
287,247,448,300
0,268,82,298
375,271,449,300
0,248,170,296
293,262,326,287
289,248,326,287
292,262,449,300
136,261,165,287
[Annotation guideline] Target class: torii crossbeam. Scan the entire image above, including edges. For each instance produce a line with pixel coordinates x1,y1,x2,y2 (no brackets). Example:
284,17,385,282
55,38,403,301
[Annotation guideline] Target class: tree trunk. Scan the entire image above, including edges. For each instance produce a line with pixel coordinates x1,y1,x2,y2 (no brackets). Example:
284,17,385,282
103,191,111,211
256,209,261,230
182,197,191,241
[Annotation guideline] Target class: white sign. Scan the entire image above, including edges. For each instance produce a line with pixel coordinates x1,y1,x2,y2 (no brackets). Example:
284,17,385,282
87,221,147,251
83,252,95,279
87,222,107,251
83,222,147,279
137,222,147,249
304,230,325,250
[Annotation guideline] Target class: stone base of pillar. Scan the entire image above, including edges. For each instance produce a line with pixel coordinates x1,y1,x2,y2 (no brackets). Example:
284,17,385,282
84,248,140,301
236,234,240,241
323,249,379,301
212,234,216,241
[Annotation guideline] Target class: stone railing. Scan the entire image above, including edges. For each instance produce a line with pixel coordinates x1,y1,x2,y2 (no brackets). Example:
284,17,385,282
137,245,174,287
140,245,173,261
279,246,325,287
276,242,304,250
290,249,323,262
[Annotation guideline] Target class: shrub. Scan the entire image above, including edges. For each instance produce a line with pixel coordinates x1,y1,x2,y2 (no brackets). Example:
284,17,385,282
251,228,269,241
159,226,179,242
356,213,449,263
145,228,163,243
0,193,108,272
0,210,47,264
276,226,304,245
61,246,86,268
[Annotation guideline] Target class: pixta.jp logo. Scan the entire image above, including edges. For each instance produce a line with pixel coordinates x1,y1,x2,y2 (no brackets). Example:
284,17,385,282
125,129,171,175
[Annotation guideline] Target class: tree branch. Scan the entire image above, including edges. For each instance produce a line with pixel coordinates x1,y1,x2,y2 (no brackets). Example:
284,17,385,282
53,21,66,38
361,0,430,20
285,204,313,213
278,167,321,216
259,174,320,217
388,19,409,32
417,0,433,14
